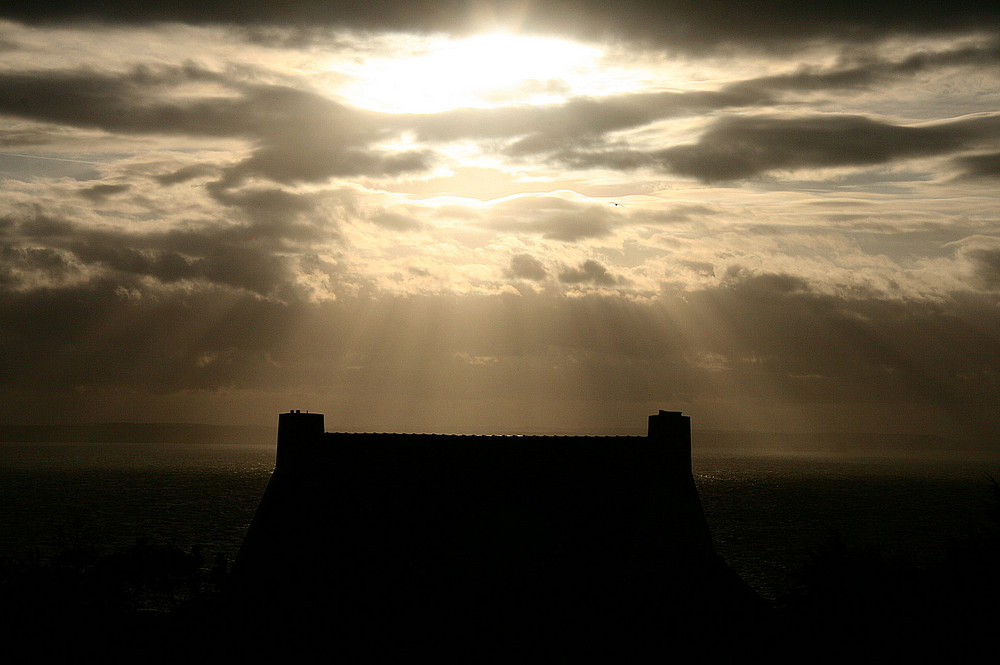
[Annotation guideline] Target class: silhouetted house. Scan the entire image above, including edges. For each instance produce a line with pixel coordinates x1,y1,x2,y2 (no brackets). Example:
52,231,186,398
229,410,765,659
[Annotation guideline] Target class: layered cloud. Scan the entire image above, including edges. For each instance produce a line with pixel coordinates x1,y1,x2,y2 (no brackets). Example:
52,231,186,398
655,113,1000,181
0,65,433,184
0,8,998,437
5,1,998,52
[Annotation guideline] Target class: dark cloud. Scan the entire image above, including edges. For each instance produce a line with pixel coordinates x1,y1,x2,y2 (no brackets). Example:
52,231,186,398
0,245,72,287
0,68,432,183
1,124,70,148
67,233,289,295
0,277,299,393
223,142,431,185
651,114,1000,181
13,210,75,238
3,1,997,52
2,245,70,273
79,183,130,202
719,267,810,293
506,254,547,281
559,260,616,286
204,184,322,240
210,85,433,184
153,164,218,185
678,260,716,277
967,249,1000,289
3,271,998,435
554,148,657,172
4,206,312,297
0,66,242,136
683,270,1000,424
724,42,1000,97
67,239,196,283
953,152,1000,179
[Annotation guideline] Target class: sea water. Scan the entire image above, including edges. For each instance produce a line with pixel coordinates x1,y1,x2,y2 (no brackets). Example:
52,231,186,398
695,450,1000,598
0,442,274,565
1,442,998,600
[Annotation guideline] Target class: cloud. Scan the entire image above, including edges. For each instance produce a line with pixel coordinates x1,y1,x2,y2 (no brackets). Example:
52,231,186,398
68,233,290,295
953,152,1000,179
11,210,75,238
966,248,1000,289
413,87,774,151
0,244,72,287
403,45,1000,162
205,184,323,239
153,164,218,185
4,1,997,53
0,4,997,437
724,42,1000,97
393,47,1000,176
370,211,422,231
1,123,76,148
3,47,994,195
0,65,241,136
719,267,810,293
0,151,102,181
558,259,617,285
488,196,615,241
6,50,990,178
655,113,1000,181
79,183,130,202
3,271,998,434
678,270,1000,423
506,254,547,281
211,84,434,185
0,67,433,184
223,142,431,185
3,207,306,297
533,214,613,242
0,276,301,393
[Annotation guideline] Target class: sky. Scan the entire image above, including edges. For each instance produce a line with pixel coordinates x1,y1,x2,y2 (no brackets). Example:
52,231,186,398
1,2,998,440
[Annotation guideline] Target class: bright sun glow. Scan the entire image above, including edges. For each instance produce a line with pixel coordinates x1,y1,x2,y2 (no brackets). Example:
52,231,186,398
339,33,601,113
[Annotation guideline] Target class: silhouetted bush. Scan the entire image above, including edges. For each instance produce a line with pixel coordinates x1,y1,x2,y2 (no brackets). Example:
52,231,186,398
0,534,228,661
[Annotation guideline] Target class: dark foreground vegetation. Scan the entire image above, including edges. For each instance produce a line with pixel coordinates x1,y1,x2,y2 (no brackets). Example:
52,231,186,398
0,534,230,662
2,479,998,662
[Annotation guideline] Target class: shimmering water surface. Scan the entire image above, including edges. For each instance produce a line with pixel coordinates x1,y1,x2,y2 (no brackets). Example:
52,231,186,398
2,442,997,600
0,442,274,565
695,451,1000,598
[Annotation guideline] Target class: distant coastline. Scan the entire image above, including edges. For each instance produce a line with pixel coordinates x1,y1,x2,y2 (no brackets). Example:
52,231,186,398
0,422,993,457
695,429,996,458
0,423,275,445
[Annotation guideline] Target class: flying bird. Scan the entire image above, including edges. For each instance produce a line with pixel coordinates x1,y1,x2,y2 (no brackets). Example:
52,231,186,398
610,202,624,207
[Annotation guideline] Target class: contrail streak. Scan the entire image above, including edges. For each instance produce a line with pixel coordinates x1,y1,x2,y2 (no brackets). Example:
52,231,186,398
0,152,103,165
